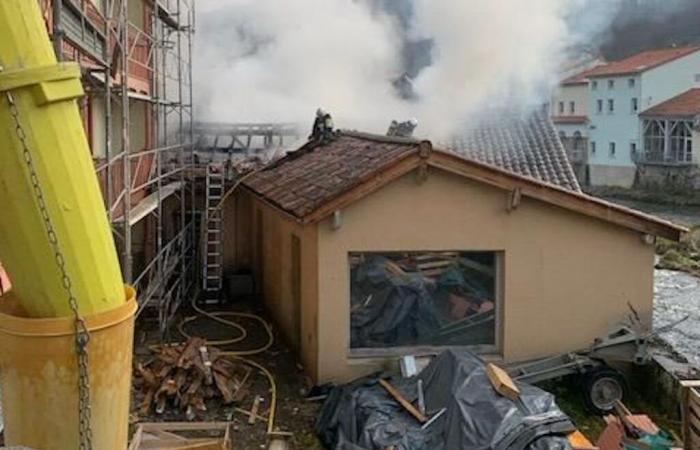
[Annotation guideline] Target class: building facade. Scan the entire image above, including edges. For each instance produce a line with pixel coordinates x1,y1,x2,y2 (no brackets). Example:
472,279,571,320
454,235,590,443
224,132,682,383
25,0,197,332
637,89,700,190
552,47,700,188
551,72,594,183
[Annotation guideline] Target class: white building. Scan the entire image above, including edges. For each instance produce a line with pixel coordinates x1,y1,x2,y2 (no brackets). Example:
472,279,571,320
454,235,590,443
552,46,700,187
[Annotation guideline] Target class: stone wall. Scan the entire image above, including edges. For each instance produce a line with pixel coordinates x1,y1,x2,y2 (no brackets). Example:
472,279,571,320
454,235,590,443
636,163,700,192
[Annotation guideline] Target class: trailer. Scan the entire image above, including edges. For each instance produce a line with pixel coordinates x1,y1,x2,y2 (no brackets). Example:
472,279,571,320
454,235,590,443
507,309,687,413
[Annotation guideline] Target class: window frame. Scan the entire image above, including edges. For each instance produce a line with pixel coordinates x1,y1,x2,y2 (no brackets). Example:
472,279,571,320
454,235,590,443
608,99,615,114
596,99,603,114
347,250,504,358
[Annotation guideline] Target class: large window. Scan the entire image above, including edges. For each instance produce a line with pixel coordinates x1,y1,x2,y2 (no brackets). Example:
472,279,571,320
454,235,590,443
349,251,499,354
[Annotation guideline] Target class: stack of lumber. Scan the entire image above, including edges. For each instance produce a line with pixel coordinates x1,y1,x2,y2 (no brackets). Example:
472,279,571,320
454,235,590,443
134,337,251,419
128,422,232,450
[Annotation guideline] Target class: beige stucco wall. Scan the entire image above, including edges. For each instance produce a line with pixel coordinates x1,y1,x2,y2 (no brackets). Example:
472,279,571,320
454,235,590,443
314,168,655,382
230,191,320,376
552,84,590,117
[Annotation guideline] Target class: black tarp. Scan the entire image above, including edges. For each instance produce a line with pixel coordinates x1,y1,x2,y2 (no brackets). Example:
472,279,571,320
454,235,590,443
317,350,575,450
350,256,495,349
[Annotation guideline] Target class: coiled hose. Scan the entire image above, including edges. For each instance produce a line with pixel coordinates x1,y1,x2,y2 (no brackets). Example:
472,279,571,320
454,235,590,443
178,166,279,434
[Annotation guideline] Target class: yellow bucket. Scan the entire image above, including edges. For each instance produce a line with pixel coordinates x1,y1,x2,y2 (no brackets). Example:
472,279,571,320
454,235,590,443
0,286,136,450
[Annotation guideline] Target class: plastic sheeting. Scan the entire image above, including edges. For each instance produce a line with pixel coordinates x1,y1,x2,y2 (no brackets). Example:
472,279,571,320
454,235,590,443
317,350,575,450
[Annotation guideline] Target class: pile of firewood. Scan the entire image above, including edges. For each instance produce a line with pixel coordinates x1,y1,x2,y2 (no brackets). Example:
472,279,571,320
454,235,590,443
134,337,252,420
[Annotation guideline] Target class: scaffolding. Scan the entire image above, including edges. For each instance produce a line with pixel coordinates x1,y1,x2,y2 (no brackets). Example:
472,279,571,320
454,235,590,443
43,0,196,335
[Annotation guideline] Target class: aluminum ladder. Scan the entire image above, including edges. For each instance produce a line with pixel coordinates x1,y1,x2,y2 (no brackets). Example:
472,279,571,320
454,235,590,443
203,164,224,294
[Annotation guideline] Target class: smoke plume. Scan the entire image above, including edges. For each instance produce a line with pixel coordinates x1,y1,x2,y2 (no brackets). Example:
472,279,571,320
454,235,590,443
195,0,622,139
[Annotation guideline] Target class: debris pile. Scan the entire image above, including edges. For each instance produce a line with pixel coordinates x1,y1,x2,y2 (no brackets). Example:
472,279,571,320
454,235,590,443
350,253,496,349
134,337,251,420
596,402,677,450
316,350,577,450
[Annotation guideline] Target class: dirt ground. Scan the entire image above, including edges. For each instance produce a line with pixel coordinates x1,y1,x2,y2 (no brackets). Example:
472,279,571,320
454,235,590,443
131,295,323,450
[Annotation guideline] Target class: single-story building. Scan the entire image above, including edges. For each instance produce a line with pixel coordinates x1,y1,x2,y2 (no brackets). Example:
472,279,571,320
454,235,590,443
224,116,684,383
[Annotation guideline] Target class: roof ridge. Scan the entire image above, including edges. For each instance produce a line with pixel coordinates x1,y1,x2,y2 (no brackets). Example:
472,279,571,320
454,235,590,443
339,130,424,146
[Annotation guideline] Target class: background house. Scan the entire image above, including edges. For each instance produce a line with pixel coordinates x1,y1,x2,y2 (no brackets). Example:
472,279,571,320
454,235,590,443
552,46,700,188
224,123,683,383
637,88,700,189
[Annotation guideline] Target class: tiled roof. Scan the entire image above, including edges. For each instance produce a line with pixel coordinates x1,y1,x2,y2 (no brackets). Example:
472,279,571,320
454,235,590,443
242,129,684,240
585,46,700,77
641,88,700,117
448,111,582,192
244,113,582,219
561,65,605,85
552,115,588,125
244,134,425,218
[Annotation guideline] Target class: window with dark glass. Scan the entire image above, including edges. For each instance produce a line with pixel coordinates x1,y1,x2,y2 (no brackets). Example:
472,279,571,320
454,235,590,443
349,251,498,352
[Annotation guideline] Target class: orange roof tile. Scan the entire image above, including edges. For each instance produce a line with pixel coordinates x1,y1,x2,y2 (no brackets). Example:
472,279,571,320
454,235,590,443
641,88,700,117
586,46,700,78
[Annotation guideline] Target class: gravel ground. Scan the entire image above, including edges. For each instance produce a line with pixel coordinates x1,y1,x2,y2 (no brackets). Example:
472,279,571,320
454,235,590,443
654,269,700,366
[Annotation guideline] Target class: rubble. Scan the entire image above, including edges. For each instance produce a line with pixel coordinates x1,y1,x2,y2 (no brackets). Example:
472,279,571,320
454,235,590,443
316,350,577,450
134,337,252,420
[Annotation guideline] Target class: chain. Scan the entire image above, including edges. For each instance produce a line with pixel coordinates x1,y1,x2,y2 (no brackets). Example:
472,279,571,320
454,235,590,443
4,90,94,450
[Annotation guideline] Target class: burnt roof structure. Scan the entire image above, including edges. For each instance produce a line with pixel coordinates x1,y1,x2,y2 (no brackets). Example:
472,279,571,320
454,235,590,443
448,111,582,192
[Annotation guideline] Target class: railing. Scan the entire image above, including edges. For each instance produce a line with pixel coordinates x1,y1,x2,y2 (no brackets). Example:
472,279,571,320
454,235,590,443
633,150,694,166
94,143,187,218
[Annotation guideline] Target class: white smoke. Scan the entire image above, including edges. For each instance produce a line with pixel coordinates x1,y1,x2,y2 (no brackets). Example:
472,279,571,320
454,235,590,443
194,0,621,139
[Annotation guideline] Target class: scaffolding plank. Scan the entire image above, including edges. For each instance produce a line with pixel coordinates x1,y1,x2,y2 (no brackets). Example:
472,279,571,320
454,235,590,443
114,182,183,226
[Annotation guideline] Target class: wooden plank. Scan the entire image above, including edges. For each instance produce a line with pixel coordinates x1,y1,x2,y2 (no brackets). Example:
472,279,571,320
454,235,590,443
690,431,700,450
139,422,231,432
690,388,700,405
567,430,597,450
248,395,262,425
129,426,144,450
139,438,220,449
486,363,520,401
378,379,427,423
680,380,700,388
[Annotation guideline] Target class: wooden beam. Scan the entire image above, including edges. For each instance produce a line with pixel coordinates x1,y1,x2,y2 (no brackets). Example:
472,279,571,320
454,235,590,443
485,363,520,401
428,151,685,241
379,379,427,423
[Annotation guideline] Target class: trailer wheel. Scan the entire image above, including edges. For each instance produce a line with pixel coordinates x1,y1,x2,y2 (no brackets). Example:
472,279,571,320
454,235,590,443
583,368,626,414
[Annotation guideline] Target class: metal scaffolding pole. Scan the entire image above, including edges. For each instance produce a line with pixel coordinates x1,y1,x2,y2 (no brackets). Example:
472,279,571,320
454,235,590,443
47,0,196,333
